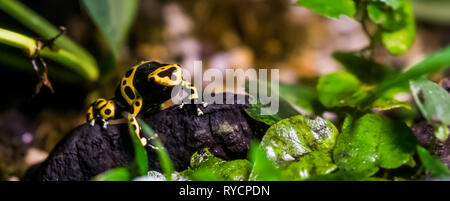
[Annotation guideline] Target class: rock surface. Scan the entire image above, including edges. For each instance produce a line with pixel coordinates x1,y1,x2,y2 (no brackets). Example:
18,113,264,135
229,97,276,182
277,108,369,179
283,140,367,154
24,93,261,181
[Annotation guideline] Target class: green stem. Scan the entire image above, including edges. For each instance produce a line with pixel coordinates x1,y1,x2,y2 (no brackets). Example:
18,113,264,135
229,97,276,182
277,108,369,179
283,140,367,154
0,0,98,80
0,28,96,80
0,27,36,56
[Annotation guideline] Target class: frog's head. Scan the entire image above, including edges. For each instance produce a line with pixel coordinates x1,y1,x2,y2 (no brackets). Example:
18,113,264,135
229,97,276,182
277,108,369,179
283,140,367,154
147,63,183,87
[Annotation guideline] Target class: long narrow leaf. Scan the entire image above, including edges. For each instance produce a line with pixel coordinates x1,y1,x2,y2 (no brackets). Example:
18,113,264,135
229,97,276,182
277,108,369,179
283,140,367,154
0,0,98,80
138,118,175,180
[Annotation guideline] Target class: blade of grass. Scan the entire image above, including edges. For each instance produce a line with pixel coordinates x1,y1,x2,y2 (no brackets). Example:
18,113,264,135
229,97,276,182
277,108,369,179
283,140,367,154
361,46,450,110
376,45,450,95
416,146,450,178
137,118,175,181
92,167,130,181
127,122,149,178
0,0,98,80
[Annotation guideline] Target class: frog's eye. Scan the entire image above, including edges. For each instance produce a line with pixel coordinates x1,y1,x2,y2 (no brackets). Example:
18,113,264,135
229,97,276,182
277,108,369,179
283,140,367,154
148,64,182,86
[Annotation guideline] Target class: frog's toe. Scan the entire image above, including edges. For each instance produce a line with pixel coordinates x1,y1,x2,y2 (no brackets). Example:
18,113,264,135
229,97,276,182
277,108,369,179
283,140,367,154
89,119,95,127
140,137,147,146
102,120,109,129
197,107,204,116
149,144,159,150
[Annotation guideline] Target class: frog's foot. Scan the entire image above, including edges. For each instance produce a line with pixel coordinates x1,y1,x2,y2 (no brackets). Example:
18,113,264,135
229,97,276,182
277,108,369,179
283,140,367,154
101,119,109,129
147,133,160,150
86,98,116,129
179,98,207,116
196,100,208,116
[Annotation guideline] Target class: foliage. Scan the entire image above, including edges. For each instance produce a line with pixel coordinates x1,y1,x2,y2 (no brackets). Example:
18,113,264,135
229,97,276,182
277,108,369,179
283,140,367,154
235,0,450,181
410,78,450,140
181,149,253,181
94,119,175,181
295,0,356,18
296,0,415,54
416,146,450,178
333,114,417,176
261,115,338,180
82,0,139,60
53,0,450,181
0,0,99,81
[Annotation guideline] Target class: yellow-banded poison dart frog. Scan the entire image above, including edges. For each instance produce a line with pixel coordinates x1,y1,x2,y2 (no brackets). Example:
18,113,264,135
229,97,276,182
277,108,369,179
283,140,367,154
87,61,207,147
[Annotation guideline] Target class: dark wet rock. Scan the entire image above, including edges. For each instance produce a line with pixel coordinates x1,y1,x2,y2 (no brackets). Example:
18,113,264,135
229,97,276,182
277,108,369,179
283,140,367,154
411,121,435,147
412,121,450,166
23,93,266,181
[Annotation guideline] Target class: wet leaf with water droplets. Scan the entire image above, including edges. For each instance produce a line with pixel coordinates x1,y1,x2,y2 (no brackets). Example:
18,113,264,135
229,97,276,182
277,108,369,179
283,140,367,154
184,148,252,181
333,114,417,176
260,115,339,180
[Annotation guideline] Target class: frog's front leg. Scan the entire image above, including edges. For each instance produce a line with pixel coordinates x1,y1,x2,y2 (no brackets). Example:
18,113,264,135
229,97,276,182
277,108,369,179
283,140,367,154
126,97,148,146
179,80,207,116
87,98,117,128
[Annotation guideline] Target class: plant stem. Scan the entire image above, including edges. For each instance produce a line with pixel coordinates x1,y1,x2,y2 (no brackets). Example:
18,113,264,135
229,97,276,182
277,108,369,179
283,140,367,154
0,0,98,80
0,27,36,56
0,28,96,81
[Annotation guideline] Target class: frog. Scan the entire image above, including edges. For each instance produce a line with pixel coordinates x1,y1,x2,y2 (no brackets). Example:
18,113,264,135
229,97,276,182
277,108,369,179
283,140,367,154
86,61,207,147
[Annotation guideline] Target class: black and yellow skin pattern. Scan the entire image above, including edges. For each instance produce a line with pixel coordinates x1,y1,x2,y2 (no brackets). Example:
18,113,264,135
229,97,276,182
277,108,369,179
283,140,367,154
87,61,204,147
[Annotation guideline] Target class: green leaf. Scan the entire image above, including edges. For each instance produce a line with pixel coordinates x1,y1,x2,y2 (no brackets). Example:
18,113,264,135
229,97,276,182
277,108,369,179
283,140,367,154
190,149,225,170
318,71,410,111
248,142,283,181
82,0,139,59
245,102,283,126
380,0,416,55
281,151,337,181
333,114,417,176
333,51,399,84
185,149,252,181
376,45,450,96
245,80,300,126
261,115,339,164
381,0,403,9
186,168,225,181
138,119,175,179
371,96,411,110
93,168,130,181
278,82,318,114
410,78,450,140
296,0,356,18
260,115,338,180
416,146,450,178
410,78,450,124
367,3,406,31
434,124,450,142
317,72,370,108
127,121,149,178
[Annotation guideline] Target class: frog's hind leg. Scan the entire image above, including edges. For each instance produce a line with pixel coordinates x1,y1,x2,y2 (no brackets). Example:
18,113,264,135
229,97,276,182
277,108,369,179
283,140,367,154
87,104,95,126
86,98,117,128
126,97,148,146
129,116,147,146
